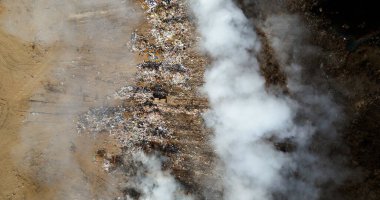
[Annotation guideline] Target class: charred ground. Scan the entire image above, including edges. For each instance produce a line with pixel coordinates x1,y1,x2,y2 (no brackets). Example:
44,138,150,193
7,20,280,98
238,0,380,199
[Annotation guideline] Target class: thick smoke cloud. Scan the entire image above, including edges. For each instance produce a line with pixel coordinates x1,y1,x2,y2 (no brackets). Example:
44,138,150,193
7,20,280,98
192,0,348,199
192,0,293,199
123,152,193,200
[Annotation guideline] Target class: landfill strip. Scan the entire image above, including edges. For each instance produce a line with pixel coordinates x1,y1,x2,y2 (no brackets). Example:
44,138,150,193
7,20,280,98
77,0,221,198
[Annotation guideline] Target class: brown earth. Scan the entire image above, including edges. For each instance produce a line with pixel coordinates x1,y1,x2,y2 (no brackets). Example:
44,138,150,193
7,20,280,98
0,31,132,199
0,28,54,199
0,3,139,199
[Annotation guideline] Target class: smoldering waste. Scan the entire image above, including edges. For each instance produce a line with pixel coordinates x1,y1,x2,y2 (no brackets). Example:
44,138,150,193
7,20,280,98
77,0,216,199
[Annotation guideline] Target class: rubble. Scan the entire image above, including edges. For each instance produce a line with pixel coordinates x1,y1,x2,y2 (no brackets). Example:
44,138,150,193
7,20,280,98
152,84,167,99
77,0,219,198
138,61,161,70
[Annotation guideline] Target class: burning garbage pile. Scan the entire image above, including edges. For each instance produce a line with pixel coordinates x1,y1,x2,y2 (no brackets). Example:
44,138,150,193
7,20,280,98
77,0,217,198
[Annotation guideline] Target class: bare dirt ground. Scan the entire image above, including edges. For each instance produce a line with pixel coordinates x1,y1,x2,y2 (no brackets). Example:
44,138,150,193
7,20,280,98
0,28,55,199
0,32,134,199
0,2,139,199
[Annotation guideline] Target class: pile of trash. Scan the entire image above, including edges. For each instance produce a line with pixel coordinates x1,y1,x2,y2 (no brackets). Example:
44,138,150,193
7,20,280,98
77,0,216,197
77,0,205,157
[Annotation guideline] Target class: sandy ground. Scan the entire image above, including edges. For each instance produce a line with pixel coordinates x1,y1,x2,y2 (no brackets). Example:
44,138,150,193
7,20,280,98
0,28,54,198
0,3,139,199
0,31,133,200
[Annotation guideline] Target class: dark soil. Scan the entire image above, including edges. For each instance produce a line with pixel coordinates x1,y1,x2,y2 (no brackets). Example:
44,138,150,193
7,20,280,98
238,0,380,199
288,1,380,199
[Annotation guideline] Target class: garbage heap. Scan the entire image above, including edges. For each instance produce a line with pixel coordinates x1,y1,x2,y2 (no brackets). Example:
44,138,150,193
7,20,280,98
77,0,221,198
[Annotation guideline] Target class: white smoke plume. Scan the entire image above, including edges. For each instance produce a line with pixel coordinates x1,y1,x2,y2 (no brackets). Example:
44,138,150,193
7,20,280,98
192,0,347,199
192,0,293,199
261,13,351,199
122,152,193,200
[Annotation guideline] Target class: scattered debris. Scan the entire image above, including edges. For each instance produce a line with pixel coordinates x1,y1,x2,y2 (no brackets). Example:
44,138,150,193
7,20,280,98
77,0,217,198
